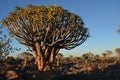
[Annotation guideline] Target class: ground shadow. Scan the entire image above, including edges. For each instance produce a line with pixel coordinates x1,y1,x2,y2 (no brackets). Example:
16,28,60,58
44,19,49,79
52,62,120,80
1,60,120,80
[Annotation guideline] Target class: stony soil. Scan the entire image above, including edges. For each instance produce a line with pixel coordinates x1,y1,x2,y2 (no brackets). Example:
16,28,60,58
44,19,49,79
1,58,120,80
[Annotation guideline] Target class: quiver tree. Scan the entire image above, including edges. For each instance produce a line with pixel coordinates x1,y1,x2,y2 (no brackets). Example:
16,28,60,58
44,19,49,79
105,50,113,59
82,52,94,64
115,48,120,60
101,52,107,62
17,51,34,67
2,4,89,71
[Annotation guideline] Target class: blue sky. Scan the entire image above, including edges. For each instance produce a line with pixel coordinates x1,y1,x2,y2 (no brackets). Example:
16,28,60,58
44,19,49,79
0,0,120,56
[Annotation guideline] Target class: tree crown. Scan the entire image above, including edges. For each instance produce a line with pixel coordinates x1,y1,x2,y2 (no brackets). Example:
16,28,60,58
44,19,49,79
2,4,89,50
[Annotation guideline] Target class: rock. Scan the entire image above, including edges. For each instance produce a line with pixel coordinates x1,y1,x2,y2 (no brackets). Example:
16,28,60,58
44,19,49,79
5,70,21,80
43,65,51,71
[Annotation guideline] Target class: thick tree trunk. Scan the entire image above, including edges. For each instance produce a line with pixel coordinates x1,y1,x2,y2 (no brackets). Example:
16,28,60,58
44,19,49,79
35,42,44,71
34,42,60,71
37,55,51,71
35,42,50,71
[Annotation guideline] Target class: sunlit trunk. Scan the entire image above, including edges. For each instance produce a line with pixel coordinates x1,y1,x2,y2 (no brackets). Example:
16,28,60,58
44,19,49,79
35,42,44,71
23,58,27,67
49,52,54,63
49,48,56,64
34,42,60,71
37,55,51,71
49,48,60,67
117,54,120,61
118,53,120,60
35,42,51,71
57,57,60,66
35,56,38,65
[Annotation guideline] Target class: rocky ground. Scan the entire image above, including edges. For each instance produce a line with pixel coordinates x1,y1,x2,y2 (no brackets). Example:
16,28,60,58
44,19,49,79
1,58,120,80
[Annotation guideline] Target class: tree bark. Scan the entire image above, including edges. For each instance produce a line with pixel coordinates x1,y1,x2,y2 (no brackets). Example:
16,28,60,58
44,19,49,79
57,57,60,66
35,42,51,71
23,58,27,67
34,42,60,71
49,47,56,63
35,42,44,71
49,47,60,66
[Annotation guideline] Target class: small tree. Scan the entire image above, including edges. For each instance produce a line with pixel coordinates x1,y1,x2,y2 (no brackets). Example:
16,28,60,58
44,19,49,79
93,54,101,62
82,52,94,63
17,51,34,67
117,26,120,33
115,48,120,60
56,53,63,66
105,50,113,59
2,4,89,71
101,52,107,62
0,28,15,60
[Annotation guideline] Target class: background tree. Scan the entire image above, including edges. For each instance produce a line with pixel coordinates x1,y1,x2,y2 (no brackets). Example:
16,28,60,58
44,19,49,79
105,50,113,59
17,51,34,67
93,54,101,62
117,25,120,33
115,48,120,60
82,52,94,63
101,52,107,62
82,52,94,71
56,53,63,66
73,56,81,63
0,28,17,60
2,4,89,71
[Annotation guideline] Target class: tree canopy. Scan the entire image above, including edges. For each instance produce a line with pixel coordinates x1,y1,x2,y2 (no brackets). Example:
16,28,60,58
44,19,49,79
2,4,89,50
17,51,34,60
